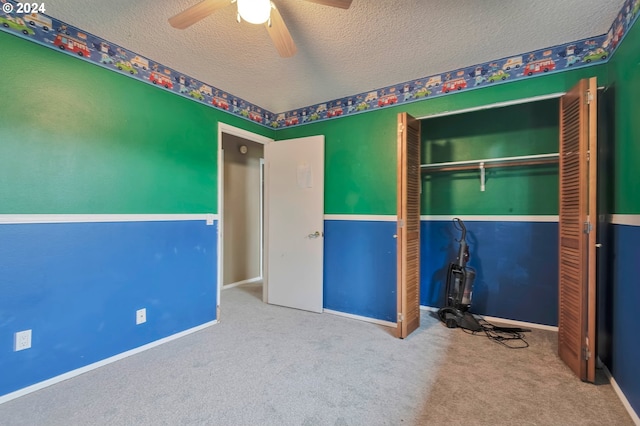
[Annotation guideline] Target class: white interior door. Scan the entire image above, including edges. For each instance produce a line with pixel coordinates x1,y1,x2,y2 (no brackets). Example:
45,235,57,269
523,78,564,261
265,135,324,313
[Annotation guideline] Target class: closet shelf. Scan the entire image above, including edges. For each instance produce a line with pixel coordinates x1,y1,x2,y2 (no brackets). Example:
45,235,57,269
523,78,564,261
420,153,559,173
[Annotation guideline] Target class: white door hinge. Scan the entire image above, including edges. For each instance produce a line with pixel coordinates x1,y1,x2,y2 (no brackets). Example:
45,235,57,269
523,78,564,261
398,219,405,228
397,313,404,323
583,221,592,234
586,91,593,105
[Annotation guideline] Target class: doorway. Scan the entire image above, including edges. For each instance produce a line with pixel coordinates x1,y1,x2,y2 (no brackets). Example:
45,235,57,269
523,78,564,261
217,123,272,307
217,125,326,316
222,133,264,287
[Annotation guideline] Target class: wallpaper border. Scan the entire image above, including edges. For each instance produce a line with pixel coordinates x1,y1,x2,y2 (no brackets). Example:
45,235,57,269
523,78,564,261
1,0,638,129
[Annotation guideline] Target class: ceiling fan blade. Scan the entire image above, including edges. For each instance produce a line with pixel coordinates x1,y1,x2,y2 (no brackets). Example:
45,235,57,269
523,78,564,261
304,0,352,9
265,4,297,58
169,0,231,29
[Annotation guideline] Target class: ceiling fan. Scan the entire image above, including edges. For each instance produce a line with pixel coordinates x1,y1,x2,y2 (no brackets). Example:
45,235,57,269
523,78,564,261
168,0,352,58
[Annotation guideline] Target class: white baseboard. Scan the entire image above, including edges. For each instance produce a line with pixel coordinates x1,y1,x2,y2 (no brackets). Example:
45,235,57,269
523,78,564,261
323,309,397,328
222,277,262,290
599,358,640,425
0,320,218,405
477,315,558,332
325,307,556,332
419,305,558,331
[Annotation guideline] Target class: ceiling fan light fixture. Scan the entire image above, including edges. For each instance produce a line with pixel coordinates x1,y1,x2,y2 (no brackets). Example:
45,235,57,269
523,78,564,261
237,0,271,24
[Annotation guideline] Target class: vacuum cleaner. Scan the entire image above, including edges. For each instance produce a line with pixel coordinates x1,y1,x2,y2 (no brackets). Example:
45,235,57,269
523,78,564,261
437,218,482,331
437,218,532,347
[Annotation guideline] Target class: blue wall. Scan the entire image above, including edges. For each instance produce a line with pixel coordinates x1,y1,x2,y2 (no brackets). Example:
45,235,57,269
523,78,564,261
323,218,559,327
421,220,559,326
610,223,640,415
0,219,217,397
323,220,397,322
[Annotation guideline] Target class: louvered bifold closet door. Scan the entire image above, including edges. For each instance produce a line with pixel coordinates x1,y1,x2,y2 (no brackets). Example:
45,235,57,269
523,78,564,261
397,113,421,339
558,77,597,382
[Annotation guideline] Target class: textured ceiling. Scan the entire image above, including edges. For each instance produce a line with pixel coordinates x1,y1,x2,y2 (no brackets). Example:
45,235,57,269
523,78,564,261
44,0,624,113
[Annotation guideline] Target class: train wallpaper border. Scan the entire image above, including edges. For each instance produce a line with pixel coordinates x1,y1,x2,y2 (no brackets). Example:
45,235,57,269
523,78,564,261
1,0,638,129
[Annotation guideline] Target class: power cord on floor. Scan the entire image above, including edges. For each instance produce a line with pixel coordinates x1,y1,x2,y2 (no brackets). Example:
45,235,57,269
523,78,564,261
462,317,530,349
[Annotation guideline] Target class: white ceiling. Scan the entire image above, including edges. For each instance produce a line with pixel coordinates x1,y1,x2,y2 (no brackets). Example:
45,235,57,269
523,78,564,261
45,0,624,113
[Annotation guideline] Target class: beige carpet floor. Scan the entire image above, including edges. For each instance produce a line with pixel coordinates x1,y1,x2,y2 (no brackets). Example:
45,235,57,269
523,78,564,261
0,282,633,425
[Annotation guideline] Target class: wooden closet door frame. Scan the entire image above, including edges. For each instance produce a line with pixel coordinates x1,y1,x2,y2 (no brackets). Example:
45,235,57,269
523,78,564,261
396,112,421,339
558,77,597,382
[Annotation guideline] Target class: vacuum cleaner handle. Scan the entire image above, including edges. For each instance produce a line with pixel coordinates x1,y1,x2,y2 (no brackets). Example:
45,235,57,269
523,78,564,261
453,218,469,267
453,217,467,242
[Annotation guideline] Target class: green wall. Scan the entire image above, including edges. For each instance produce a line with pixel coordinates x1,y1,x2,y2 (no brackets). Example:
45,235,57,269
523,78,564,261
421,100,559,215
276,111,398,215
1,29,609,217
607,18,640,214
277,66,606,216
0,31,273,214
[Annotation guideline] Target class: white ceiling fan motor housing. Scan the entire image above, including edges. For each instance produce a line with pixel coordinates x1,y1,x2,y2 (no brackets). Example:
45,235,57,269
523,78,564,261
237,0,272,24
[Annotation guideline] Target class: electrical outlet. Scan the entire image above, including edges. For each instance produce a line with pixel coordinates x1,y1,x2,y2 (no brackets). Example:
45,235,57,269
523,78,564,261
14,330,32,351
136,308,146,325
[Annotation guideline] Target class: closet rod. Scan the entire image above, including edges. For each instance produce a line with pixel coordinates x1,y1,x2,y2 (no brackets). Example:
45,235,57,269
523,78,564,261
421,153,559,173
